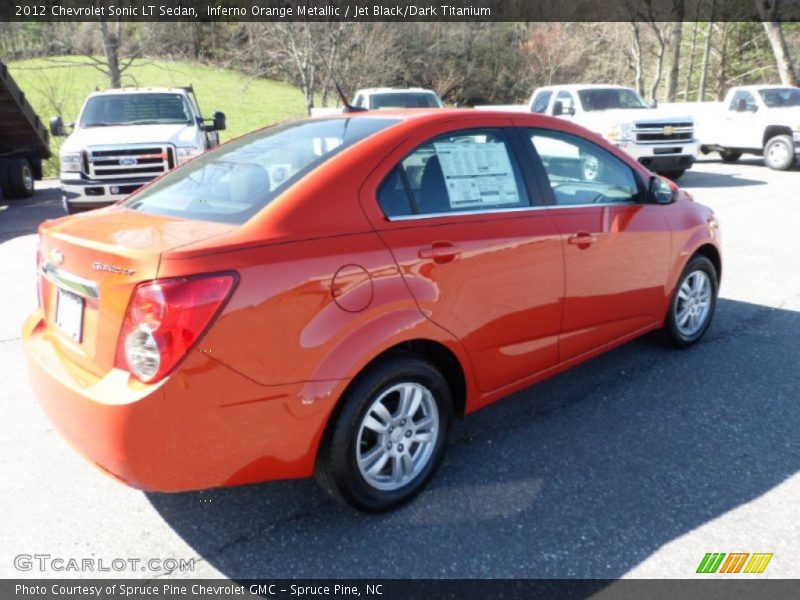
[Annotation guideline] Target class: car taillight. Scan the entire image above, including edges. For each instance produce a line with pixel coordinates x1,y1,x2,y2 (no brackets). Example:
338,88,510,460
115,272,237,383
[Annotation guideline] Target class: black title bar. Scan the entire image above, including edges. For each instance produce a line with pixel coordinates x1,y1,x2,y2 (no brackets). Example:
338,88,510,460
3,0,800,22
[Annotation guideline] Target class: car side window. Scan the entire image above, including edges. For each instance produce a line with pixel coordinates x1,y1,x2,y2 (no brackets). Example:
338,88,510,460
378,129,530,218
528,129,641,206
532,91,552,114
554,91,575,114
729,90,757,112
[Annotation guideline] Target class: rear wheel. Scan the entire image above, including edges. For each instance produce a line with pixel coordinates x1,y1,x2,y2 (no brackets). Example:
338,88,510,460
719,150,742,163
0,158,35,199
664,255,718,348
315,353,452,512
763,135,796,171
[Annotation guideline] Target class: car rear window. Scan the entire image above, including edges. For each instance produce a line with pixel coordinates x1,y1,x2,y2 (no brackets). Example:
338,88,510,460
370,93,442,109
123,117,399,224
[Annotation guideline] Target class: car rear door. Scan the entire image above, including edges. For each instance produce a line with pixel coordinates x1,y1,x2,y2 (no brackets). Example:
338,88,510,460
360,120,565,394
521,126,671,361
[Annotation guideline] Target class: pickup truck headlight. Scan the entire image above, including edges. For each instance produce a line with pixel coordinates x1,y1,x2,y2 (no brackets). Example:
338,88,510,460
60,152,82,173
176,146,202,165
608,122,634,142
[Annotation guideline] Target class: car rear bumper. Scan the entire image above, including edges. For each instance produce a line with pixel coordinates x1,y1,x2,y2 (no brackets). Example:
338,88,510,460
22,311,344,492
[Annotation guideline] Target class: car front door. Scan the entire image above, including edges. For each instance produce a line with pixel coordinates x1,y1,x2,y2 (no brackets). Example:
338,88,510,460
523,126,672,361
360,122,565,394
721,90,762,148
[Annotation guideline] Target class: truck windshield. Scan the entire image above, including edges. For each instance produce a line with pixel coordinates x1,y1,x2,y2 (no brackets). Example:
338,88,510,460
80,93,192,127
123,117,400,224
370,93,442,109
758,88,800,108
578,88,649,111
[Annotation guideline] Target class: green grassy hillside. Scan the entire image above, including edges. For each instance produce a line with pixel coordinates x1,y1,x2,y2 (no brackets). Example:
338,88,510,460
7,57,311,176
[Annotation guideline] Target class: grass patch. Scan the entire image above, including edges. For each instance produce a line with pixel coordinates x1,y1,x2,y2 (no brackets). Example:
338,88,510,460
7,56,311,176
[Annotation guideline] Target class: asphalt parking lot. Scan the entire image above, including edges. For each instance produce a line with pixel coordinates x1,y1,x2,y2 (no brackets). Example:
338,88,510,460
1,156,799,580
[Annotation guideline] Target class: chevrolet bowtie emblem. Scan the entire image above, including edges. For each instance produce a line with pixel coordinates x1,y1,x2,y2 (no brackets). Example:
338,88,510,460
662,126,675,136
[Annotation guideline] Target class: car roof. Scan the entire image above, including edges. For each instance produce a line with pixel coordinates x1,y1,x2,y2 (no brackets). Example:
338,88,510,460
537,84,633,92
358,88,439,95
87,87,189,97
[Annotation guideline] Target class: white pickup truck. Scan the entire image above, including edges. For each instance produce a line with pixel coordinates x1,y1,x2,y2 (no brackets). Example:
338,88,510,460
525,85,699,180
663,85,800,170
310,87,445,117
50,86,226,214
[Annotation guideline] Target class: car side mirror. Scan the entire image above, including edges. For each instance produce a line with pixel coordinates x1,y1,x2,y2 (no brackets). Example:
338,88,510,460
748,104,759,112
212,111,226,131
650,99,658,108
648,175,675,204
49,116,68,137
553,101,564,116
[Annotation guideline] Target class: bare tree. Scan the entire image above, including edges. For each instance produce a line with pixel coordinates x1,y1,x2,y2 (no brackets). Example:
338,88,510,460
698,2,716,100
628,22,646,96
665,1,685,101
756,0,798,85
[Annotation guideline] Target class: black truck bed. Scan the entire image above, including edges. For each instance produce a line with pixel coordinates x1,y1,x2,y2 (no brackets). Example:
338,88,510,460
0,60,51,160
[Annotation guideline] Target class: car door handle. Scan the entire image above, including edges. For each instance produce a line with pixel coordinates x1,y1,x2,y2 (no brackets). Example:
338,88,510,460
419,243,462,264
567,232,598,245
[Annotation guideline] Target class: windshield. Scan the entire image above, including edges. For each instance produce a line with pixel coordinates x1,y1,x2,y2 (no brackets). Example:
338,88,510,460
124,117,400,224
370,93,443,109
578,88,649,111
80,93,192,127
758,87,800,108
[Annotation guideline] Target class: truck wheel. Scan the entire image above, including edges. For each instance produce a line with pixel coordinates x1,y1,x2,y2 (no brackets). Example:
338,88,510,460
719,151,741,163
31,159,44,181
763,135,796,171
661,170,685,181
2,158,35,199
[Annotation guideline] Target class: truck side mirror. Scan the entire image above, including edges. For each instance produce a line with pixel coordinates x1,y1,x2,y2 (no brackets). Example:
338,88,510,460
49,116,67,137
648,175,675,204
553,101,564,116
212,111,226,131
650,99,659,108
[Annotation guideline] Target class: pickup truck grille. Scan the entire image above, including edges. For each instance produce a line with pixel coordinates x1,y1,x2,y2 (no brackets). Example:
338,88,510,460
633,122,694,144
85,145,175,181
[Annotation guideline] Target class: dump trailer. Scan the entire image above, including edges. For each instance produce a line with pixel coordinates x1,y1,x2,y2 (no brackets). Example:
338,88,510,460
0,60,50,198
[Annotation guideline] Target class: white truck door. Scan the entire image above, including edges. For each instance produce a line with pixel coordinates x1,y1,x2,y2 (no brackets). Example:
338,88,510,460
721,90,762,149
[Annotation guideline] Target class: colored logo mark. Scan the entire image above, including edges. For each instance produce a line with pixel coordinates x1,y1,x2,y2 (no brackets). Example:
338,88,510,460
696,552,773,574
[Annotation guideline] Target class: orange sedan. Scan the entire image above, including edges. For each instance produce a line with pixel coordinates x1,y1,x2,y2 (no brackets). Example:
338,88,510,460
23,110,721,512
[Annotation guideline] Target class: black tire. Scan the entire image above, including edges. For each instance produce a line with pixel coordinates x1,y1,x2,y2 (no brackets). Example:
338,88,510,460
763,135,796,171
31,159,44,181
315,352,453,513
660,169,685,181
664,254,718,348
2,158,35,199
719,150,742,163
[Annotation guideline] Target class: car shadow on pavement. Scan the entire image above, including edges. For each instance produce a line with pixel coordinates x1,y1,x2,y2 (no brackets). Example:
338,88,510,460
679,167,767,189
0,182,64,243
147,298,800,578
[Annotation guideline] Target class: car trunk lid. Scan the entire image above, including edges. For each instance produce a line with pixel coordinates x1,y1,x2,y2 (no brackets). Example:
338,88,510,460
38,207,234,378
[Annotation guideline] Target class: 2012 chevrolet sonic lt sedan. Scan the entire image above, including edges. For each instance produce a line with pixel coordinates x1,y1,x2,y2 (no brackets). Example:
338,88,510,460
23,110,721,512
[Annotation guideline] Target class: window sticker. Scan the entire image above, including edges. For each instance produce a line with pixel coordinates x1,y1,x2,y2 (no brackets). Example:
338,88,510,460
432,142,520,209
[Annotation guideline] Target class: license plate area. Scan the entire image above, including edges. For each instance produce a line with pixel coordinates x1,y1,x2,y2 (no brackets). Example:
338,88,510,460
55,288,84,343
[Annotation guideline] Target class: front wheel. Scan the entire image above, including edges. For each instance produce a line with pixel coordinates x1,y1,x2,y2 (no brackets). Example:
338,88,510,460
719,150,742,163
763,135,796,171
315,353,453,512
660,169,685,181
664,255,718,348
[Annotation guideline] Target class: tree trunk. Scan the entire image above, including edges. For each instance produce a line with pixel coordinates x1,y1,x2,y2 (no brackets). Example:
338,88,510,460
683,20,700,101
756,0,798,85
630,23,645,97
698,5,715,101
665,3,684,101
99,21,122,88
